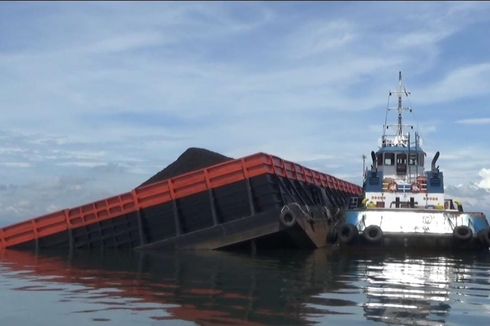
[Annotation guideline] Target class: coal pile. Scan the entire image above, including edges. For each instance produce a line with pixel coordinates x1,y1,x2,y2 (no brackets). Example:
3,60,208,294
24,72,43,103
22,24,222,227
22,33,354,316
139,147,233,187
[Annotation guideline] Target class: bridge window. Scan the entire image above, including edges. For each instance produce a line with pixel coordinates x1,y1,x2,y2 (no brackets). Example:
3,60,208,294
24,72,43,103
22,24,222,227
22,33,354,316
409,153,418,165
377,153,383,166
384,153,394,166
396,153,407,165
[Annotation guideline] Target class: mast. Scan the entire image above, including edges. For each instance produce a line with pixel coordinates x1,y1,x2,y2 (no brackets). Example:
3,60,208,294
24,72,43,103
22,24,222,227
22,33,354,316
383,71,411,147
397,71,403,136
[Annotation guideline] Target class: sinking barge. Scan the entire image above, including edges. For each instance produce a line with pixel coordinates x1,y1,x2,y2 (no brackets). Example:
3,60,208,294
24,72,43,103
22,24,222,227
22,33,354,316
0,151,362,252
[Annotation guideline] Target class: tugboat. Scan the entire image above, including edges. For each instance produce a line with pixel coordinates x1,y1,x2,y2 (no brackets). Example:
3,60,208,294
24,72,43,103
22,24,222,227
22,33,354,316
339,72,490,249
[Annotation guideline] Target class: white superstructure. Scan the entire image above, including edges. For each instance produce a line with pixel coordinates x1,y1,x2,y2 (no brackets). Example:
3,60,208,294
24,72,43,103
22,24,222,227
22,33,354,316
361,72,454,212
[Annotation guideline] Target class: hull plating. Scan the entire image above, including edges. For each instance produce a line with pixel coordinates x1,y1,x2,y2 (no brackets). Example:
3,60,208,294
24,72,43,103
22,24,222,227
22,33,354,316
340,209,490,250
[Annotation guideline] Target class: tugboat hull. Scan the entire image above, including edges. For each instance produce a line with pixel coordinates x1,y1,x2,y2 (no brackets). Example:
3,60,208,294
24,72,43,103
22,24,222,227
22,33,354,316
338,209,490,250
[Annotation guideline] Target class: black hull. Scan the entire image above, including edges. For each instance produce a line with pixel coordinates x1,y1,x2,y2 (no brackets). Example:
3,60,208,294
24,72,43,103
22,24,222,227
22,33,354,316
341,233,489,251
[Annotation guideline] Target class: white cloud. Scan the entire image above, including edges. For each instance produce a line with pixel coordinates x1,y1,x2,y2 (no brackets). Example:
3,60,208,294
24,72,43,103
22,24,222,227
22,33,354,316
430,147,490,188
0,3,490,225
0,162,31,168
76,32,167,54
456,118,490,125
478,168,490,190
287,20,356,58
417,63,490,104
446,183,490,217
394,29,453,49
55,162,108,168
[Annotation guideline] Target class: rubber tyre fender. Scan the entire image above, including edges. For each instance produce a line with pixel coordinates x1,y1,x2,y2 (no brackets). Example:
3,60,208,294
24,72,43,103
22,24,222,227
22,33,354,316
477,228,490,246
363,225,383,244
453,225,473,242
338,223,358,244
279,208,297,228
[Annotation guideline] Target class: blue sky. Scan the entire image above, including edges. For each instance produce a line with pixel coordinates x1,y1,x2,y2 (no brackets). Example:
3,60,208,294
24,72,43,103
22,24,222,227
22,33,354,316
1,2,490,225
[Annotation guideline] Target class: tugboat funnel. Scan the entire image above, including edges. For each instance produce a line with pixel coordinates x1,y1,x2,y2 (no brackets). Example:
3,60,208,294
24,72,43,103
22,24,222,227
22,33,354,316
431,151,440,171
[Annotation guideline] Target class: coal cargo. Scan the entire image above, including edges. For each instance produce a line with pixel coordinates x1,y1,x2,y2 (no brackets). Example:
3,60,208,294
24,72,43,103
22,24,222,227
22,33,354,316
139,147,232,187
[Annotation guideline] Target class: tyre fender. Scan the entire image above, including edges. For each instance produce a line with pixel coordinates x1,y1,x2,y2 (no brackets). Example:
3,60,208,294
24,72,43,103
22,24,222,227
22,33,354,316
279,206,297,228
338,223,358,244
363,225,383,243
453,225,473,242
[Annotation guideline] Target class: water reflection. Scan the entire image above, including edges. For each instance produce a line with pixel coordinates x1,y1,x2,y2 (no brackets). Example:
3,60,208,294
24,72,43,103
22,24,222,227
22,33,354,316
363,256,452,325
1,248,489,325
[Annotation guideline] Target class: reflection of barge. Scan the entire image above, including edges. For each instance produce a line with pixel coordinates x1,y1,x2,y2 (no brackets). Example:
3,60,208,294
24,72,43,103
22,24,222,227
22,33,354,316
0,152,361,252
340,72,490,249
0,249,345,325
0,250,301,325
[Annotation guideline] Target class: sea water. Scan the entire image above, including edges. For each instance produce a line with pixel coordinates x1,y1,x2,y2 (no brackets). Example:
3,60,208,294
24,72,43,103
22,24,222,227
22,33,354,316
1,248,489,325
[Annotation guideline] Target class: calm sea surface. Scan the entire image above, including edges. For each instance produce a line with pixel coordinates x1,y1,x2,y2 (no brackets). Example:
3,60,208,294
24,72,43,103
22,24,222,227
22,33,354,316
1,248,490,325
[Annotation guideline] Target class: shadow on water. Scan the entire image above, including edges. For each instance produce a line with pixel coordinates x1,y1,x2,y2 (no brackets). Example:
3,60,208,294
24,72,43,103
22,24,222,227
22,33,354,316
1,247,490,325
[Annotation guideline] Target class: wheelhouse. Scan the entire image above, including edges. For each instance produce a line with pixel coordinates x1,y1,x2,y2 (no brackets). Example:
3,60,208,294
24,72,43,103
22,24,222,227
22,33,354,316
375,147,425,180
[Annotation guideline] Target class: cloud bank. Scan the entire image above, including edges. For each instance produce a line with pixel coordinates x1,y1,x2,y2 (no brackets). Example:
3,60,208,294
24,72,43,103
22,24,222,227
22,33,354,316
1,2,490,225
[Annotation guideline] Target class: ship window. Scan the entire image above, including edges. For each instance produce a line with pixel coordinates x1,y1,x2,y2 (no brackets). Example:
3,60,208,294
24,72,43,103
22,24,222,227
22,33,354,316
396,154,407,165
384,153,394,166
419,154,424,166
409,154,418,165
377,153,383,166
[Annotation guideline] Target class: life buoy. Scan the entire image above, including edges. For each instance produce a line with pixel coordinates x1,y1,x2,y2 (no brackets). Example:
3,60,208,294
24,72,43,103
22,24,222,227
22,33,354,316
363,225,383,243
477,228,490,246
411,182,420,193
361,198,374,208
387,181,397,192
453,225,473,242
338,223,358,244
279,207,297,227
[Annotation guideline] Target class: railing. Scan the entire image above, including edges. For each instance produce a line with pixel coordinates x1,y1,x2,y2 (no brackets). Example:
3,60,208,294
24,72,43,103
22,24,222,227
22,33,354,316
0,153,362,249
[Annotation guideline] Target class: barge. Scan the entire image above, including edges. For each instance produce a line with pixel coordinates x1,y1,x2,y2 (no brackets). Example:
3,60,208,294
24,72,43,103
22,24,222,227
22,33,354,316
0,152,361,252
339,72,490,249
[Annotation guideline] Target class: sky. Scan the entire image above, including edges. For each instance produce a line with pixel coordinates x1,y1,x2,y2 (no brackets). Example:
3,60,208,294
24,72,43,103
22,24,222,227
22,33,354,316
1,1,490,226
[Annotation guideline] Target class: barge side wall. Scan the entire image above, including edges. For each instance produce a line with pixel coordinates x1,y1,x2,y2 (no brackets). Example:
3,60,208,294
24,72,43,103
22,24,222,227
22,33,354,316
0,153,362,250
